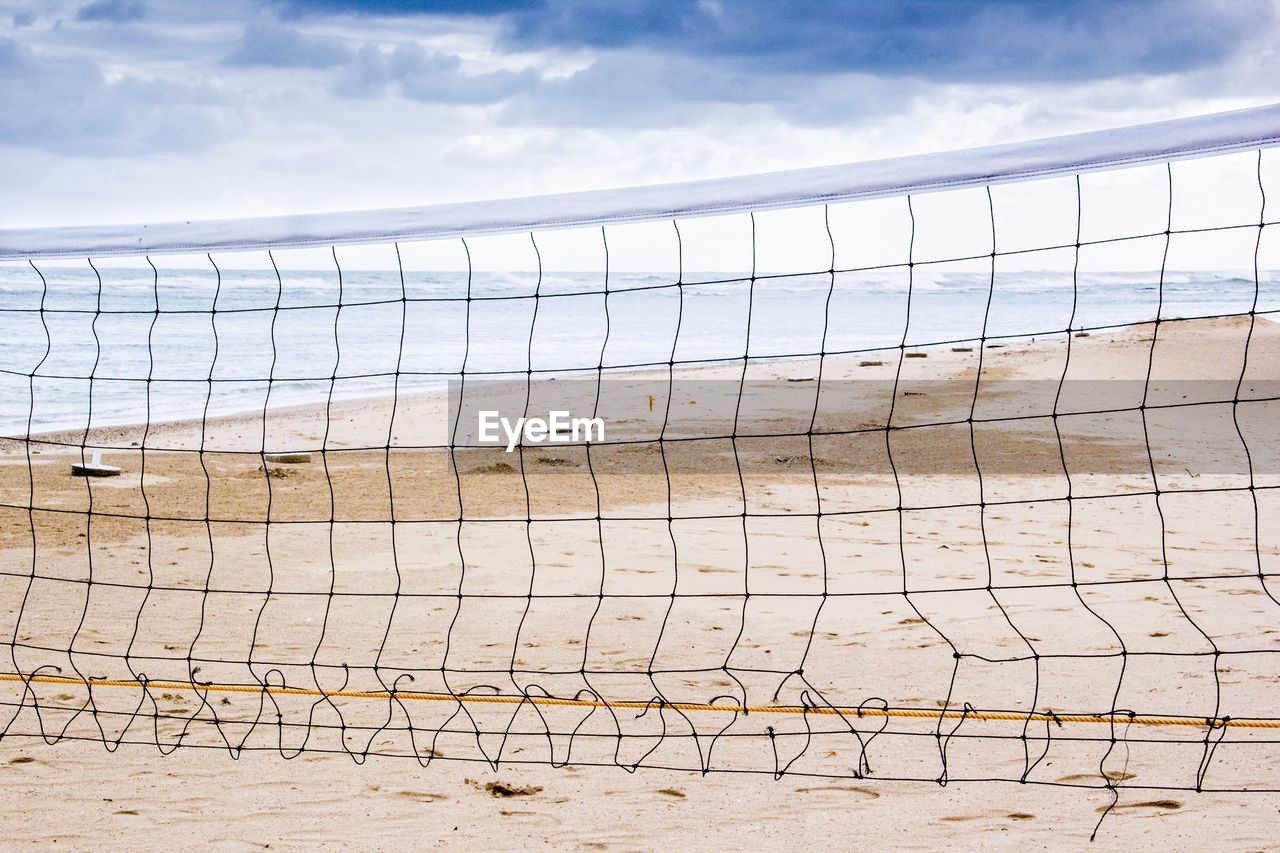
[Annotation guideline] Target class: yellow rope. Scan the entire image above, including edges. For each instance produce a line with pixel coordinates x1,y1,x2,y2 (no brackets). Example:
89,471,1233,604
2,672,1275,729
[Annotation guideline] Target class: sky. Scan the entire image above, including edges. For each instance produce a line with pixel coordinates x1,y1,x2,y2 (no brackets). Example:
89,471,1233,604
1,0,1278,232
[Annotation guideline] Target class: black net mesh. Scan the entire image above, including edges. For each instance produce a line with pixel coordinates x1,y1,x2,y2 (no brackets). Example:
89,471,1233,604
1,152,1278,838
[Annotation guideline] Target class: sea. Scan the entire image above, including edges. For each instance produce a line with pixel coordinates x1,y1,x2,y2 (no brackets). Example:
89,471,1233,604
0,265,1275,436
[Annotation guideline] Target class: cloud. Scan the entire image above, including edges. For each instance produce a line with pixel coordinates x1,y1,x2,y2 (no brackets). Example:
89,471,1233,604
270,0,545,18
497,0,1266,83
246,0,1276,132
494,50,918,130
334,41,537,103
3,0,1279,235
75,0,146,23
224,21,352,67
12,11,36,28
496,51,784,127
0,36,231,156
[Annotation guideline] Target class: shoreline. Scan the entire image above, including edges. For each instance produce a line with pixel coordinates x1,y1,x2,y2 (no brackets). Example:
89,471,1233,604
5,312,1276,451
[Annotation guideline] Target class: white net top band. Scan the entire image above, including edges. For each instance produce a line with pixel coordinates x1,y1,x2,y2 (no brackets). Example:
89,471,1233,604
4,102,1280,261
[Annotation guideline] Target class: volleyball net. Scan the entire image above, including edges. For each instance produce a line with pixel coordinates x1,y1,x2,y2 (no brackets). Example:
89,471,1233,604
1,106,1279,828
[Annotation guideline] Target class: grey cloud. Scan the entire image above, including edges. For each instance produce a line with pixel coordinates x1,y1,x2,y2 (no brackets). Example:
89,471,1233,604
281,0,1276,130
270,0,543,17
497,53,766,128
76,0,145,23
335,41,892,125
499,0,1267,84
7,0,1277,172
498,52,913,129
263,0,1269,85
0,37,231,156
331,42,393,95
334,41,536,104
12,11,36,28
224,21,351,68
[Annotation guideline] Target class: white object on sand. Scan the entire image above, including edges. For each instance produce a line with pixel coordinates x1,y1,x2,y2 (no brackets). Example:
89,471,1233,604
264,452,312,464
71,448,121,477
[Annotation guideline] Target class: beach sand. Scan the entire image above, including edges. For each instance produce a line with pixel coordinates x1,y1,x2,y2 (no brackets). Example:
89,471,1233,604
1,315,1278,848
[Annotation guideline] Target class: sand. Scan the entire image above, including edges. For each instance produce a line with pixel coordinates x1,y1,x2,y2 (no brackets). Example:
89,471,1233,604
1,315,1279,849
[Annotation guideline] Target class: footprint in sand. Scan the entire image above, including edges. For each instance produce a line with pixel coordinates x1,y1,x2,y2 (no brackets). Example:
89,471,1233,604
479,780,543,797
794,785,880,799
1056,771,1137,783
1098,800,1182,813
395,791,449,803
